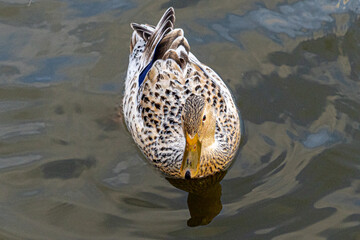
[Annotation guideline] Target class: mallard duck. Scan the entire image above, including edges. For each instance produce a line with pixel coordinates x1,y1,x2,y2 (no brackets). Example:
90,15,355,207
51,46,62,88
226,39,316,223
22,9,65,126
123,7,241,179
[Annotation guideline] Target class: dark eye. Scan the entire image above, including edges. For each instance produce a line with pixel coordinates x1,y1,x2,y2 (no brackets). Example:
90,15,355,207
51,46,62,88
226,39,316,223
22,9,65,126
202,115,206,121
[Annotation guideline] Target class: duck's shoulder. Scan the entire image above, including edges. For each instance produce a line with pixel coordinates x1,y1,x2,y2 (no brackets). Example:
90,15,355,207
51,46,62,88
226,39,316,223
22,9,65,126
138,59,185,130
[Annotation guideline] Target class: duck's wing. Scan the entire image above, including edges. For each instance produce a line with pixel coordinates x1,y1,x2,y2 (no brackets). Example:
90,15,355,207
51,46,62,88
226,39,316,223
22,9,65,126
137,26,191,136
130,7,175,84
133,8,192,116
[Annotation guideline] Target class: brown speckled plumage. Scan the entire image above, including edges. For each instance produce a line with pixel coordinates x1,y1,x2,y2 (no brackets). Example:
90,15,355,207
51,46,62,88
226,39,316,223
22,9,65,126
123,7,242,178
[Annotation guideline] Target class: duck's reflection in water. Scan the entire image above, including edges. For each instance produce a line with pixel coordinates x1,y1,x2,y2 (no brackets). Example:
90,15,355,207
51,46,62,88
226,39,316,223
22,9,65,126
166,171,227,227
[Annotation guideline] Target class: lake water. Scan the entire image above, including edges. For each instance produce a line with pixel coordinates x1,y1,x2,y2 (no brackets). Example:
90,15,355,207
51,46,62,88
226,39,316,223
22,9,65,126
1,0,360,239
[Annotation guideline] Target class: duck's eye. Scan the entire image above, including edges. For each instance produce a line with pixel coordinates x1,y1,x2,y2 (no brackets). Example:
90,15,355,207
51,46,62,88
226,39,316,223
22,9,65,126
202,115,206,121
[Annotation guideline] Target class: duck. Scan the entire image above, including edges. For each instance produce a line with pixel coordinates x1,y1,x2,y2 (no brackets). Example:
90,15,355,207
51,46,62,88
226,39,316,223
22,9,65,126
123,7,242,179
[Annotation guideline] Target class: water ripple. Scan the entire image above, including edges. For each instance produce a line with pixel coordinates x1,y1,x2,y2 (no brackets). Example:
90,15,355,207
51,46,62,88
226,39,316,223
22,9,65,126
19,56,92,86
211,0,360,42
0,154,42,169
302,128,343,149
287,128,345,149
0,101,29,113
0,122,45,140
65,0,135,18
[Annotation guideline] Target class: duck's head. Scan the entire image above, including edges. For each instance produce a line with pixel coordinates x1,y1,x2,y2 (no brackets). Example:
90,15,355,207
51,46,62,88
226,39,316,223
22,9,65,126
180,95,216,179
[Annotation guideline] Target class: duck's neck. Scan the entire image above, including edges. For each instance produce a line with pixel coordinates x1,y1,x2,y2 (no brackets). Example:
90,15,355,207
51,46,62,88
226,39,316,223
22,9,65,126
198,142,225,177
200,107,216,148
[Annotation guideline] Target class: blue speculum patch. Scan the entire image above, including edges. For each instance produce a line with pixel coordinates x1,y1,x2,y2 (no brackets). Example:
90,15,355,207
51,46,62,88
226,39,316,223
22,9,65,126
138,58,154,86
138,42,161,87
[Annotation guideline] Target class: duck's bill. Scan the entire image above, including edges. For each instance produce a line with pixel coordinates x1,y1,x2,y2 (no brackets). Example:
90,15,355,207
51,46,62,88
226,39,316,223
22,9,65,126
180,133,202,179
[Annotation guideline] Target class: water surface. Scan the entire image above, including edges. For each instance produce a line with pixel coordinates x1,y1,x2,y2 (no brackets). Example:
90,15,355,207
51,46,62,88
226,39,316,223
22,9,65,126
1,0,360,239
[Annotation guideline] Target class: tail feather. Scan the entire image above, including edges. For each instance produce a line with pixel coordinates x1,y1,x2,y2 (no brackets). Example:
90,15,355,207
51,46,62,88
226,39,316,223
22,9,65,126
131,23,154,41
143,7,175,61
131,7,192,87
130,7,175,59
157,29,190,69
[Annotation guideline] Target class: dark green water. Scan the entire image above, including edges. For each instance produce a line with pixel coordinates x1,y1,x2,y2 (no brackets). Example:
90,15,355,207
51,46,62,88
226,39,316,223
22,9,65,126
1,0,360,239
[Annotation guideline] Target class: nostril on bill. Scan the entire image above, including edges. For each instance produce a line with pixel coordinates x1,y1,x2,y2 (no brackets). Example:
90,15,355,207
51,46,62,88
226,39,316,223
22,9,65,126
185,170,191,179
